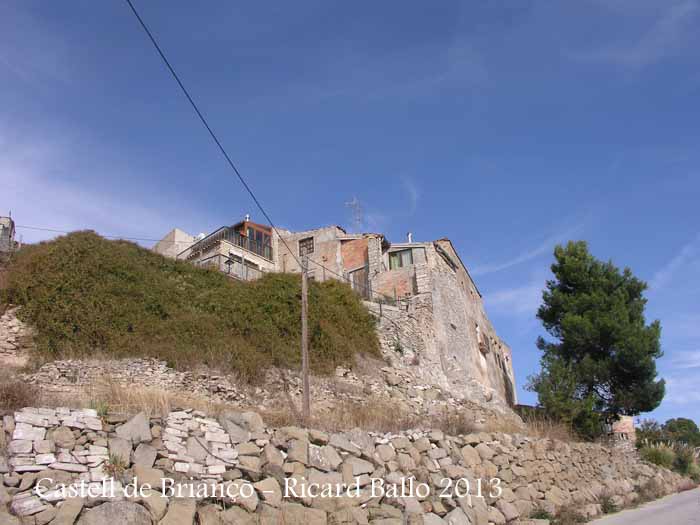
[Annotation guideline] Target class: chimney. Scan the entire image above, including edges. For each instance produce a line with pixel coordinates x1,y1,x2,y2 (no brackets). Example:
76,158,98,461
407,232,413,243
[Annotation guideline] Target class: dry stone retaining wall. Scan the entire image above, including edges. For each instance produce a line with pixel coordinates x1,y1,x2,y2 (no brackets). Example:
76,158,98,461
1,307,520,430
1,407,687,525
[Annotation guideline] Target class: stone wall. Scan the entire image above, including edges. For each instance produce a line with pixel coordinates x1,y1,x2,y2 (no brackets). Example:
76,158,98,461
0,308,31,369
276,227,347,280
152,229,195,260
1,307,518,428
0,407,688,525
367,241,517,409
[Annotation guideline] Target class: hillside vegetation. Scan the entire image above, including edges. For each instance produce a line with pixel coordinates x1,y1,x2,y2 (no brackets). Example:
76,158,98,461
1,231,379,381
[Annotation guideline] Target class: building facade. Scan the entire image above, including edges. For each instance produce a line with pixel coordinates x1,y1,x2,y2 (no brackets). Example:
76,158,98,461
0,216,17,253
154,217,517,406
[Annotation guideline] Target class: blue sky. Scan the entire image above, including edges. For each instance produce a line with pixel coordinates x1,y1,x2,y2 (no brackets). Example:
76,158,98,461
2,1,699,424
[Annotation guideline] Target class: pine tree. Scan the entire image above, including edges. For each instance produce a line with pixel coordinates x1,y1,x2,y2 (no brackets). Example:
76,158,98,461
528,241,665,438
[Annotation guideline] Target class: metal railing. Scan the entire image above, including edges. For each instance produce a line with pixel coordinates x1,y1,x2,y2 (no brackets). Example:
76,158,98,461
189,227,272,261
225,259,263,281
225,230,272,260
194,255,264,281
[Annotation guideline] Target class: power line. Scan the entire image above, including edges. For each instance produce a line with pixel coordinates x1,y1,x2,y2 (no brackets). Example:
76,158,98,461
123,0,304,270
122,0,403,307
21,224,405,305
17,221,410,340
16,225,191,244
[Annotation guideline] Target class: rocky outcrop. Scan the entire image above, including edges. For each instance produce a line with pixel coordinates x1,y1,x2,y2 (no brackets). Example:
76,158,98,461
1,406,689,524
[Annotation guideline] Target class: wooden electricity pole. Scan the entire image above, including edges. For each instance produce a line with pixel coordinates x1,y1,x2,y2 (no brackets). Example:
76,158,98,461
301,254,311,422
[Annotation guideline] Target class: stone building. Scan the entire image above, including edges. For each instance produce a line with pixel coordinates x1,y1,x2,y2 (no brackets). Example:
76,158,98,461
154,217,517,407
610,415,636,442
152,228,195,259
0,216,17,253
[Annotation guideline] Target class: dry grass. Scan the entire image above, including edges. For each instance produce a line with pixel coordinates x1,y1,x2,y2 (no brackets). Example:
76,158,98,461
90,381,223,417
0,419,6,453
260,400,421,433
29,379,228,418
4,371,573,444
0,377,39,414
637,479,665,503
517,413,578,442
264,400,518,436
31,380,553,440
552,505,587,525
599,492,618,515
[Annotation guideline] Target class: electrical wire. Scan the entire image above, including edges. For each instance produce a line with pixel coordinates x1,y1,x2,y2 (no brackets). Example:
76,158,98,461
122,0,405,307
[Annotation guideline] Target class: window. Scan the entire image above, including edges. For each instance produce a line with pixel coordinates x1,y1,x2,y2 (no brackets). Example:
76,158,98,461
299,237,314,256
389,249,413,270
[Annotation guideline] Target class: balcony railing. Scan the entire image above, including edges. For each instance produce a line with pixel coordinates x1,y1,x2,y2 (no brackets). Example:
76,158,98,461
189,227,272,260
226,230,272,260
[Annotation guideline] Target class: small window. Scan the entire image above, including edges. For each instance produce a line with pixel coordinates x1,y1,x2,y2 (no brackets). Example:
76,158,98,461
299,237,314,256
389,249,413,270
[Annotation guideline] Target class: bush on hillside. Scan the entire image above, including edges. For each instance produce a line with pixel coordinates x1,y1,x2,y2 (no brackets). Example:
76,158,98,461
1,231,380,381
689,463,700,483
673,445,697,476
639,444,676,469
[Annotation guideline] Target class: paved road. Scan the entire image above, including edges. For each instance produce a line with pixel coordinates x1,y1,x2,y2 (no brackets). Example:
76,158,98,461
590,488,700,524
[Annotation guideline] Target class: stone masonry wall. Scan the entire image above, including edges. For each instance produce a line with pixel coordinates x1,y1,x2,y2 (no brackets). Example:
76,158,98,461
0,407,688,525
1,307,520,429
367,243,518,410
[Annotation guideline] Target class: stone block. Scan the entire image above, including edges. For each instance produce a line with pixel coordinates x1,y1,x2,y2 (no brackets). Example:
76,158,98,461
12,423,46,441
133,442,157,467
108,437,132,466
115,412,151,444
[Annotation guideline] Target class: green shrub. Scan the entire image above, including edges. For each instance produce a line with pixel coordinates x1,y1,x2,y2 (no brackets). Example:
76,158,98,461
2,232,380,381
639,444,676,469
553,505,587,525
530,508,554,520
688,462,700,483
673,445,696,475
599,493,618,514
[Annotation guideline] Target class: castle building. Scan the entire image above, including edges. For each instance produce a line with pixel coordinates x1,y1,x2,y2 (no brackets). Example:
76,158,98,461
0,216,17,253
154,218,517,407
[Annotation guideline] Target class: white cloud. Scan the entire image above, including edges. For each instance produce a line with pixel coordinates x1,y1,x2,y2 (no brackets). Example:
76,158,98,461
472,226,583,277
0,123,210,247
485,281,544,317
0,3,73,87
650,233,700,291
403,179,419,215
664,373,700,404
669,350,700,369
570,0,699,67
662,314,700,343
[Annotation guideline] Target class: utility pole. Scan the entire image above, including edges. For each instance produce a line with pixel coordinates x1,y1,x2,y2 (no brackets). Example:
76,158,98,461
301,254,311,422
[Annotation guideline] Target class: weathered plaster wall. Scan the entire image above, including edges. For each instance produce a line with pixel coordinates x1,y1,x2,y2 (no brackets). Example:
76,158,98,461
340,239,368,272
430,241,517,406
369,242,517,407
153,228,194,260
276,227,346,281
372,267,417,300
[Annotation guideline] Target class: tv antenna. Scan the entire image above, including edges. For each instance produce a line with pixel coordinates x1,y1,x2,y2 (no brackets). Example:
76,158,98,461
345,196,364,233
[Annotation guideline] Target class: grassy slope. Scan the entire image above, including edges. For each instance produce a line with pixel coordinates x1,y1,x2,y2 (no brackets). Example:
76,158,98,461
1,231,379,381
